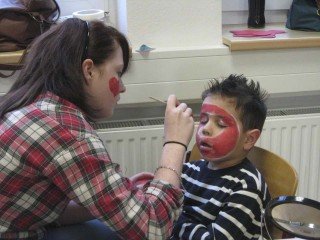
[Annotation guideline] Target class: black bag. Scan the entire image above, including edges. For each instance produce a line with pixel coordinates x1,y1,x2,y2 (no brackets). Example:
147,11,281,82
286,0,320,31
0,0,60,77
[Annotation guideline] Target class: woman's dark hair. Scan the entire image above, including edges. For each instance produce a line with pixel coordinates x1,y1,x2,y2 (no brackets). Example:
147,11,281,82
0,18,130,119
202,74,268,131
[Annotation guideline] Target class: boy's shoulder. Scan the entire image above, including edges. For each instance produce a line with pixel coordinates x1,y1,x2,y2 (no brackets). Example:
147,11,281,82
184,158,257,173
183,158,264,187
230,158,262,179
183,159,206,171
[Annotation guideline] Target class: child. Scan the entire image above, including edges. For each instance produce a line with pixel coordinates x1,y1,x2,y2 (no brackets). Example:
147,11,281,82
171,74,271,240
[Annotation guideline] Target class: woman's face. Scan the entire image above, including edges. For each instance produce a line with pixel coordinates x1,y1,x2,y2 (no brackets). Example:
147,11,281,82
84,45,126,120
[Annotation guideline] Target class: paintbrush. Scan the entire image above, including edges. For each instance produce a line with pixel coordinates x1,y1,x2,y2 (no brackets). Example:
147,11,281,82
149,96,166,104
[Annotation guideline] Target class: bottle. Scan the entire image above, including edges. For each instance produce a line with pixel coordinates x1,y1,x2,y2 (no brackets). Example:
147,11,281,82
248,0,265,28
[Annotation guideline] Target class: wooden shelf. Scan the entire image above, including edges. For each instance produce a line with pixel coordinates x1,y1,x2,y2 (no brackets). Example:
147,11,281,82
1,23,320,64
223,23,320,51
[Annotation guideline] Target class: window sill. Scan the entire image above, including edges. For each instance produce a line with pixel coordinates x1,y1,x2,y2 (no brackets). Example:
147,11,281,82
1,23,319,64
131,45,229,60
223,23,320,51
0,45,230,65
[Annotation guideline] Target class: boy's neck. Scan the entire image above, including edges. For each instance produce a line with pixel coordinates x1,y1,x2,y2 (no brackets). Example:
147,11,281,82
207,157,245,170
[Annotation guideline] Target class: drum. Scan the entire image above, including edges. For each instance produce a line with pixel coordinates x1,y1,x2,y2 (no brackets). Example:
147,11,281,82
263,196,320,239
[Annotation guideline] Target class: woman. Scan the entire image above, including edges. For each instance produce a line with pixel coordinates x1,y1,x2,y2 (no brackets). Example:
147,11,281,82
0,19,194,240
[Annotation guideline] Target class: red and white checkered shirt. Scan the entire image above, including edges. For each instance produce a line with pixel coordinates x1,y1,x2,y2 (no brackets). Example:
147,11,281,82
0,92,183,240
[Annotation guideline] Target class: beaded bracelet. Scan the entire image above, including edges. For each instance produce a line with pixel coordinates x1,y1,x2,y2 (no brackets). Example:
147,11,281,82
155,166,181,180
163,141,187,151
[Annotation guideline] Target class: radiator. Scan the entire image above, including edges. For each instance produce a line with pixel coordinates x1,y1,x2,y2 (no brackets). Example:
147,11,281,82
96,107,320,201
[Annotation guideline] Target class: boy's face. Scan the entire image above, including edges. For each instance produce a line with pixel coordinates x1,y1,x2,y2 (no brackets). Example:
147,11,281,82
196,95,248,169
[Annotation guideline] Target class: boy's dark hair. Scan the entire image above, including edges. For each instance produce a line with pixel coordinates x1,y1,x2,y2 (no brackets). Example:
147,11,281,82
202,74,268,131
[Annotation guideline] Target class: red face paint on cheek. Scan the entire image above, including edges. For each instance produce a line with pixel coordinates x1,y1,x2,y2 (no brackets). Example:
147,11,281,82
109,77,120,97
196,104,239,159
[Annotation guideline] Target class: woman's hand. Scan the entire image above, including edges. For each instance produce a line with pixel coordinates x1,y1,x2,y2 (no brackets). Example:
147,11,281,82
164,95,194,145
154,95,194,187
130,172,154,189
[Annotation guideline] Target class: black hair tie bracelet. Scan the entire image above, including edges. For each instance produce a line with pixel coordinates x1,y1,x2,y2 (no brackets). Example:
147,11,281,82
163,141,187,151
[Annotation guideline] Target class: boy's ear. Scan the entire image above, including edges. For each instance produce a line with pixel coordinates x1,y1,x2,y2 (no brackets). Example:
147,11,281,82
243,129,261,151
82,59,94,85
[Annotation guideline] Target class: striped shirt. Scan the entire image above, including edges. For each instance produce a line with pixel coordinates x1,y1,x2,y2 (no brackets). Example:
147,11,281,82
0,92,183,240
171,159,270,240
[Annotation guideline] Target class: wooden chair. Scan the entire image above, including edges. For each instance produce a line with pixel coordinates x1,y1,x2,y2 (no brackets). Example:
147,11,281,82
187,144,299,199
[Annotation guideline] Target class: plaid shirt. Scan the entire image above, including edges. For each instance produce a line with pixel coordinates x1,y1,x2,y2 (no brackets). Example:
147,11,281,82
0,92,183,240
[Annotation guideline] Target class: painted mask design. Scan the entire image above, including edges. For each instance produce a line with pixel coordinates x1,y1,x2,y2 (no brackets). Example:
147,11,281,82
109,77,120,97
196,104,239,159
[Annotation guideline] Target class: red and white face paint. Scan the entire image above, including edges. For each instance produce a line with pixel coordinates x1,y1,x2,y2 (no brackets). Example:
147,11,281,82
196,103,240,160
109,77,120,97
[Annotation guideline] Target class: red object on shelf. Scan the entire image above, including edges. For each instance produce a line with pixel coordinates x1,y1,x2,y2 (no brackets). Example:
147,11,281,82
230,29,286,38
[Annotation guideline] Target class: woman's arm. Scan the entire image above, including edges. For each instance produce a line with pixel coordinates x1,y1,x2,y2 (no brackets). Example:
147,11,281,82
154,95,194,187
57,172,154,225
51,94,194,239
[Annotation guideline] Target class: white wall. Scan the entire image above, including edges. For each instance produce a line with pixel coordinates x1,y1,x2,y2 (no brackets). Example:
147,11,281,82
56,0,293,25
54,0,295,48
121,0,222,49
3,0,319,104
121,47,320,105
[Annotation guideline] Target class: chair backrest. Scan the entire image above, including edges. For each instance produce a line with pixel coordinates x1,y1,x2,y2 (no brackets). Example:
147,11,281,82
187,144,299,199
247,146,298,199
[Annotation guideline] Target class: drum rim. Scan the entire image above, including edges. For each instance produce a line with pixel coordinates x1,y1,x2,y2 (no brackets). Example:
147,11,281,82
265,196,320,240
